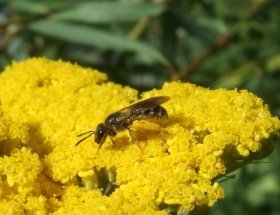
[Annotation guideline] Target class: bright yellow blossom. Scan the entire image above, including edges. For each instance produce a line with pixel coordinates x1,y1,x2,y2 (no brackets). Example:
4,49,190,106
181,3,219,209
0,58,279,214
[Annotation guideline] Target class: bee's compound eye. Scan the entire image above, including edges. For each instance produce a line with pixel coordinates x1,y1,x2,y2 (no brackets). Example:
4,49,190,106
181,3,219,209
95,123,107,144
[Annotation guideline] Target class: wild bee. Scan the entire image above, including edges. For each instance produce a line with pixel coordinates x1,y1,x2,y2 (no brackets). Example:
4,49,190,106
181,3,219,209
75,96,170,153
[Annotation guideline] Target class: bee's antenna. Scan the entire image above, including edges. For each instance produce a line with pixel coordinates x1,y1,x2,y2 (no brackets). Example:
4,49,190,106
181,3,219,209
75,131,95,146
77,130,95,137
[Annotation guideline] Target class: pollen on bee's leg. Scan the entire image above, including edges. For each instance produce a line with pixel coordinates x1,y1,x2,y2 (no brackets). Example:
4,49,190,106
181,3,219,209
132,120,161,132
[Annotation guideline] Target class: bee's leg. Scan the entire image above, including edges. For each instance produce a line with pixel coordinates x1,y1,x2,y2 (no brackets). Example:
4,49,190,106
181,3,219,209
94,144,102,158
109,136,116,146
128,127,142,153
127,127,135,141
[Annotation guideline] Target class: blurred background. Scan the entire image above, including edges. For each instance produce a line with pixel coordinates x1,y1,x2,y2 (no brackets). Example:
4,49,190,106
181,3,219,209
0,0,279,214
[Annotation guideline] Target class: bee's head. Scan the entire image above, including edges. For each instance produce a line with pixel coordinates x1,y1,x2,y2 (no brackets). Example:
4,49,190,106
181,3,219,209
95,123,108,145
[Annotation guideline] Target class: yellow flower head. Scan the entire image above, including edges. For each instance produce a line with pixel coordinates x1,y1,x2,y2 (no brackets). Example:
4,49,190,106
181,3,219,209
0,58,279,214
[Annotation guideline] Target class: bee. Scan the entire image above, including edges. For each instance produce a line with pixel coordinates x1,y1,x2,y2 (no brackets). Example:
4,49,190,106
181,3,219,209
75,96,170,153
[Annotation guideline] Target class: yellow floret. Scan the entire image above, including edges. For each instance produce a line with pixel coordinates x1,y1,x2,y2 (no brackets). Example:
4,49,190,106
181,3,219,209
24,195,47,215
0,147,41,194
0,111,30,155
0,57,279,214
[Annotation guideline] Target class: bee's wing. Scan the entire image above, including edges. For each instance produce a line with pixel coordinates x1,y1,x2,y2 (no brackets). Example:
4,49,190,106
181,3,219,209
116,96,170,121
124,96,170,110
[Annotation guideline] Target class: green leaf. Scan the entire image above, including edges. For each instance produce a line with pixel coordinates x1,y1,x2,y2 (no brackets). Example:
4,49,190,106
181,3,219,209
28,20,167,65
167,7,220,45
213,62,258,88
52,2,165,24
266,54,280,72
11,0,50,15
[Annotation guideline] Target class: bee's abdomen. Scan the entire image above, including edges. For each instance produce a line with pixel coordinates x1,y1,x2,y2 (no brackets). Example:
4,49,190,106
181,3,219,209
141,106,168,119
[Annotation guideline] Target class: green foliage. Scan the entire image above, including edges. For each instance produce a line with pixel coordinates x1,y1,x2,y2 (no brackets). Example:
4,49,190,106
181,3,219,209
29,20,168,64
52,1,164,23
0,0,280,214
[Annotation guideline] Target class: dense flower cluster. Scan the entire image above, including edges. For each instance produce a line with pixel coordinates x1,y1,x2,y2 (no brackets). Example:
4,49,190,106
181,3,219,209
0,58,279,214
